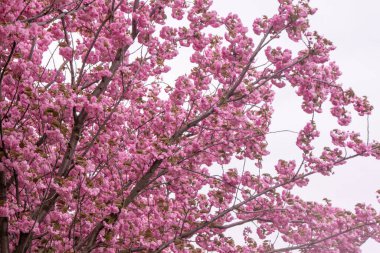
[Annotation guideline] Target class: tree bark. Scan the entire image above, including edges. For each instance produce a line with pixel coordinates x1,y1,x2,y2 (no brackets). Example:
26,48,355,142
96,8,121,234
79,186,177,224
0,171,9,253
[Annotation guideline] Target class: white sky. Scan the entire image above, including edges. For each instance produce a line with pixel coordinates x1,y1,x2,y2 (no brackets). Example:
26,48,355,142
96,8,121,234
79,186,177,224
210,0,380,252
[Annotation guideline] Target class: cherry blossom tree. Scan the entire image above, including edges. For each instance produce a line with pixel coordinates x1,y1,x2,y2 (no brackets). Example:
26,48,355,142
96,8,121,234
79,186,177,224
0,0,379,252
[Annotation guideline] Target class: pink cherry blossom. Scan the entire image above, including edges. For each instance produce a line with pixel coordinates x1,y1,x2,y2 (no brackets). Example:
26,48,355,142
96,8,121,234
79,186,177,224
0,0,379,252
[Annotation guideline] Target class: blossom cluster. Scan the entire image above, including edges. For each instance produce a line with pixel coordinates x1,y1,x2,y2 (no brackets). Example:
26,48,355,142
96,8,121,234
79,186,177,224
0,0,379,252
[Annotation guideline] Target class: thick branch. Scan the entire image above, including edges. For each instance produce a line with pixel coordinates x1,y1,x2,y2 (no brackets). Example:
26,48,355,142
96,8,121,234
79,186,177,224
0,172,9,253
0,42,17,100
75,159,162,252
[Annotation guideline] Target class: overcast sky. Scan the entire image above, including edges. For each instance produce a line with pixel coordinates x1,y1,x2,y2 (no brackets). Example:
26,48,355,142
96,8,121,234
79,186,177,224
210,0,380,251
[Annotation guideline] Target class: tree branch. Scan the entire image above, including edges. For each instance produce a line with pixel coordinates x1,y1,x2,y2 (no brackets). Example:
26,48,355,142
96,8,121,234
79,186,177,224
0,41,17,100
153,154,364,252
0,172,9,253
268,221,378,253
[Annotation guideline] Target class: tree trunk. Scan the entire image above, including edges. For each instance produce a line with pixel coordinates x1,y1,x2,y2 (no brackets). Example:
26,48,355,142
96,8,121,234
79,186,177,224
0,171,9,253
